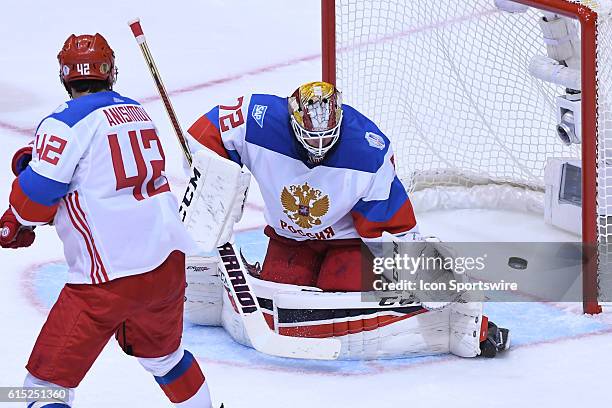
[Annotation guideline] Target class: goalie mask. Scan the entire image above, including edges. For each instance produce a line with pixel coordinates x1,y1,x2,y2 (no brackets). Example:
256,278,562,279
288,82,343,163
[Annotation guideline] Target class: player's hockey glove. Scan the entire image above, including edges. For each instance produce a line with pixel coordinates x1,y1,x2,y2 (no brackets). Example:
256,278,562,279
479,320,510,358
12,145,33,176
0,208,35,249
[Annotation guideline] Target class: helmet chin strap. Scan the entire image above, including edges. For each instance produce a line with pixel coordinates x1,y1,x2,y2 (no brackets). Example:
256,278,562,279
307,153,326,164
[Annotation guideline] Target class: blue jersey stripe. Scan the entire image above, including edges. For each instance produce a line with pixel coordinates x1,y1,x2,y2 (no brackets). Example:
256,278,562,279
154,350,194,385
19,167,69,207
243,95,390,173
205,106,220,130
352,177,408,222
44,91,141,128
226,149,242,166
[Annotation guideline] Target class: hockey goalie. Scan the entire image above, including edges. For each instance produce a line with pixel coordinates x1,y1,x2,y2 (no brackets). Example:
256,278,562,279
182,81,510,360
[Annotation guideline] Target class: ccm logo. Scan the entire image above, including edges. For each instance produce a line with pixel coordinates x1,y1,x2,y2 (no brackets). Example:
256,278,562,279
218,243,257,314
378,296,419,307
179,167,202,221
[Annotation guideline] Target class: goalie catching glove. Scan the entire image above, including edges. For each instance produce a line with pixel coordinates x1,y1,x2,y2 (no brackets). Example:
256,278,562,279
378,231,468,310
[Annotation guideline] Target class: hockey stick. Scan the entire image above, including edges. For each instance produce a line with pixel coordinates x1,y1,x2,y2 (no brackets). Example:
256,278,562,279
127,19,341,360
127,20,192,165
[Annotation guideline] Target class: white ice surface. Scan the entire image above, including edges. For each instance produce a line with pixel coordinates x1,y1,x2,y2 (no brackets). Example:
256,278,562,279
1,1,612,407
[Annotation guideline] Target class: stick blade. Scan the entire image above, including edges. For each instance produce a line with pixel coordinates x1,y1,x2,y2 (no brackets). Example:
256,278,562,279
244,316,341,360
261,335,342,360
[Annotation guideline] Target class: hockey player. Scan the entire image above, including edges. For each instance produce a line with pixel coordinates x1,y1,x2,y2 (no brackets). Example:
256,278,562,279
0,34,213,407
184,81,509,359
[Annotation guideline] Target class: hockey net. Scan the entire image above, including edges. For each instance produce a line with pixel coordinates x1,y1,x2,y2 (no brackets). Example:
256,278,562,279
322,0,612,313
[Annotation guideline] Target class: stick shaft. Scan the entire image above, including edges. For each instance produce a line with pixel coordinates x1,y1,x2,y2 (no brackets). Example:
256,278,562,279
129,19,192,165
127,19,339,360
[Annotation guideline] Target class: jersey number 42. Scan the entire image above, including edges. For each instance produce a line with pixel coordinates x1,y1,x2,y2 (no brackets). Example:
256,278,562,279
108,128,170,201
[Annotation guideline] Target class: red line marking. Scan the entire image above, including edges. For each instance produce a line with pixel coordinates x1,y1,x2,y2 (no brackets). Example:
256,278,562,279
0,119,35,137
0,54,321,137
139,10,499,104
2,9,498,138
198,327,612,377
138,52,321,104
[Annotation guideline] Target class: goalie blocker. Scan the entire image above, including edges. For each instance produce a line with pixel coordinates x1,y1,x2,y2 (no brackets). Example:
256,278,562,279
179,148,251,253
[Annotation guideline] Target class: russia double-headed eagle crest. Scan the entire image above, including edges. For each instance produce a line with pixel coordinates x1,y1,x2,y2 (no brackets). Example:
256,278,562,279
280,182,330,229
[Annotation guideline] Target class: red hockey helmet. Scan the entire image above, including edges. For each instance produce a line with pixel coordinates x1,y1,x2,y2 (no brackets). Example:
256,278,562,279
57,33,117,86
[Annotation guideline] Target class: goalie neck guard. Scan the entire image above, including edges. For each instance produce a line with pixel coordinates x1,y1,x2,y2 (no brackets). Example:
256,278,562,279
288,81,343,164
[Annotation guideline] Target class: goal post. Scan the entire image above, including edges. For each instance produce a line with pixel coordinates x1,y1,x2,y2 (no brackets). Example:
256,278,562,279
321,0,611,314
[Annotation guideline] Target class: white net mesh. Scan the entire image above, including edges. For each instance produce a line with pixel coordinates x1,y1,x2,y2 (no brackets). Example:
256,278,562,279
595,5,612,300
335,0,580,192
332,0,612,303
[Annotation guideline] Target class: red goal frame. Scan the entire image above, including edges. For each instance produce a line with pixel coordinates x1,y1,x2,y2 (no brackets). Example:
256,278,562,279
321,0,601,314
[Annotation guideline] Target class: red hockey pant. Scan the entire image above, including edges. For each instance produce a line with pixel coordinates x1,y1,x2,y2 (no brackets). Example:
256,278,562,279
26,250,186,388
260,226,373,291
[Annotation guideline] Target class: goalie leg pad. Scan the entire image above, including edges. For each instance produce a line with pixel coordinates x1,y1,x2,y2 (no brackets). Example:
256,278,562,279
184,255,223,326
221,261,494,360
449,300,483,357
273,290,450,359
221,274,321,348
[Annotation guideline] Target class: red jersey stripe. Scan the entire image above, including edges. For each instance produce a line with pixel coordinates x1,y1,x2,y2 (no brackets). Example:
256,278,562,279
66,193,103,283
73,192,109,282
63,195,97,284
351,199,417,239
187,115,229,159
